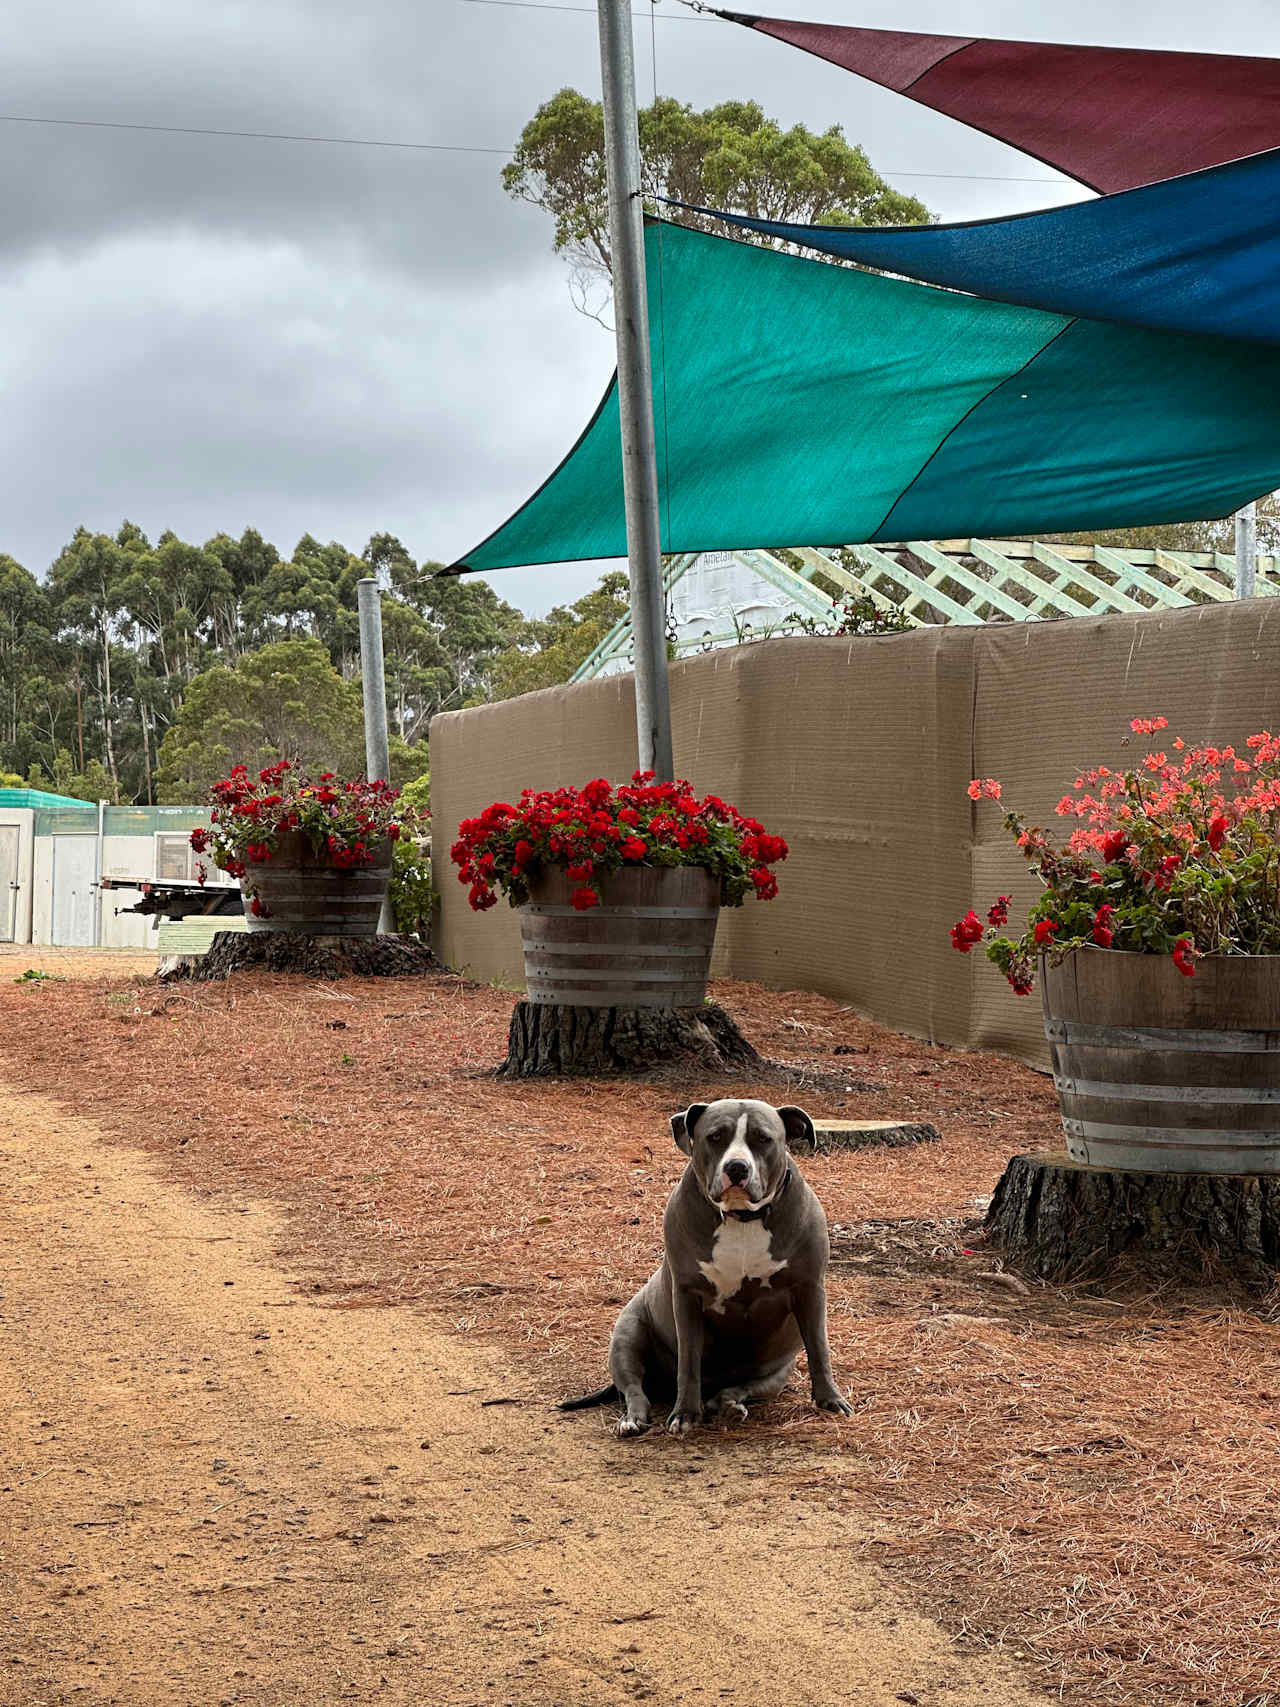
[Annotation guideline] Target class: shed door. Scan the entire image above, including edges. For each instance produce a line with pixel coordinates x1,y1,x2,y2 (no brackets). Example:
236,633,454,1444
52,835,96,946
0,827,17,943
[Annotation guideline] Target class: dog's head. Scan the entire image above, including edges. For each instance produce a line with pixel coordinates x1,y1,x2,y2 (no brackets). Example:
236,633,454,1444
670,1098,815,1213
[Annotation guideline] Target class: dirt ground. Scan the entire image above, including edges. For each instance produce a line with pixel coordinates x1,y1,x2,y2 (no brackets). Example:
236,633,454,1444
3,948,1280,1706
0,1079,1040,1707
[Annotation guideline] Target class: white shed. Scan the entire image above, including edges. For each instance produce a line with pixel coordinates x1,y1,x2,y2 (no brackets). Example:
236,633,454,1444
0,791,237,948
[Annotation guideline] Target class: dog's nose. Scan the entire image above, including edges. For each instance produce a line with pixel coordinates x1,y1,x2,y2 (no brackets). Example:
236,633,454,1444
724,1159,750,1186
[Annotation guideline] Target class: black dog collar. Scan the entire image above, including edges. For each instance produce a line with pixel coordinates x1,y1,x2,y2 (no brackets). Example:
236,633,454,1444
725,1164,794,1222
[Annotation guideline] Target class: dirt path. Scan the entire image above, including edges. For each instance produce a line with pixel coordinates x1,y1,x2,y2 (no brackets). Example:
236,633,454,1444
0,1081,1041,1707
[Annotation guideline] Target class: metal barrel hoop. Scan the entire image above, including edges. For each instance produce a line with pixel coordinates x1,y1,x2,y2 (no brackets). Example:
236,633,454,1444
519,865,720,1008
1041,947,1280,1174
241,830,393,938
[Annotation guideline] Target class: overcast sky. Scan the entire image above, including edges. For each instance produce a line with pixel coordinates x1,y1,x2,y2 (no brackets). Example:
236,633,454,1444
3,0,1276,614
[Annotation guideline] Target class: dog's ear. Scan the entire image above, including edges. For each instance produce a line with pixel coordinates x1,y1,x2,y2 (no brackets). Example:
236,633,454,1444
671,1104,707,1156
778,1106,816,1153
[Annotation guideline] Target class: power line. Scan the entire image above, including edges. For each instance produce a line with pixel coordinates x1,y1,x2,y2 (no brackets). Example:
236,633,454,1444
875,170,1070,183
461,0,706,16
0,109,1067,183
456,0,1067,182
0,111,510,156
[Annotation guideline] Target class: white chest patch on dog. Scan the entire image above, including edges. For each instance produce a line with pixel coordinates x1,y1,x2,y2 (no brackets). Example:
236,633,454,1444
698,1218,786,1313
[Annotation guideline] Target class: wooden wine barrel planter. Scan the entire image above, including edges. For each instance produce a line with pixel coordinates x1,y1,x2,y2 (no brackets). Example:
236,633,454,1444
240,831,393,937
1042,946,1280,1174
519,866,720,1009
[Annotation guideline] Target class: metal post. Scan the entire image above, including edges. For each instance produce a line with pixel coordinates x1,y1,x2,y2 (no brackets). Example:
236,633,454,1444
94,797,105,948
1235,501,1258,599
597,0,675,781
357,577,396,934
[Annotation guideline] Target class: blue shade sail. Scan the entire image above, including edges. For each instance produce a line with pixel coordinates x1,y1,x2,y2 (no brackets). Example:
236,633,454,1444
665,147,1280,348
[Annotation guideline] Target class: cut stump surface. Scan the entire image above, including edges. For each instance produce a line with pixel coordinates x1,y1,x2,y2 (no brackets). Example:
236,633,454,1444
496,999,760,1079
986,1151,1280,1286
159,930,439,983
811,1118,941,1153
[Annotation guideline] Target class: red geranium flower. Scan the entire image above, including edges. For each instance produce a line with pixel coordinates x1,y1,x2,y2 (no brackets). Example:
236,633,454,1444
198,766,407,884
449,776,786,912
949,911,984,953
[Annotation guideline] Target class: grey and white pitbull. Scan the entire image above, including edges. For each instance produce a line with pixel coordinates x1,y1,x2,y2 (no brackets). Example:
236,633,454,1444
561,1098,853,1436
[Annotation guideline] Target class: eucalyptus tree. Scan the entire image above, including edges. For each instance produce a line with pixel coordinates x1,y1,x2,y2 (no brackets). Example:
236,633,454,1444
155,636,367,802
379,596,453,742
0,557,45,758
416,566,534,707
505,89,931,318
46,528,129,789
489,569,630,699
204,527,283,655
118,532,234,687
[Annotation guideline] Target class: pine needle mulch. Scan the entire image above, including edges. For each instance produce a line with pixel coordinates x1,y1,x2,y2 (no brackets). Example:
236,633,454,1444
3,964,1280,1707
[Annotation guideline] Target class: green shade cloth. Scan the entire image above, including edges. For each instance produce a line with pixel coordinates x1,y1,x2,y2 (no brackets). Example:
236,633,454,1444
0,788,93,810
455,222,1280,572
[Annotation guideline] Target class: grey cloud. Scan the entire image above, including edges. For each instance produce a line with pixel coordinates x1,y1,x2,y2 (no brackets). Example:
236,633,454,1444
1,0,1277,615
0,225,612,587
0,1,597,279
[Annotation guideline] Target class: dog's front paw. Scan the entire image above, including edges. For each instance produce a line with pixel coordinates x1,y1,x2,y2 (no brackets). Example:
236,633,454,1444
814,1388,854,1417
666,1405,702,1436
707,1391,749,1424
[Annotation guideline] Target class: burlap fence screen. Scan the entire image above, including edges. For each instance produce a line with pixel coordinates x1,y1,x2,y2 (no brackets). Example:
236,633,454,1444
430,600,1280,1069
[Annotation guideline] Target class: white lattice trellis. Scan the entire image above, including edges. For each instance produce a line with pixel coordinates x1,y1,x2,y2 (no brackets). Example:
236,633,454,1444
571,540,1277,681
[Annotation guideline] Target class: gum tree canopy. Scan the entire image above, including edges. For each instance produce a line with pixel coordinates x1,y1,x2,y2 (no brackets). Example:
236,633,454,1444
503,88,931,315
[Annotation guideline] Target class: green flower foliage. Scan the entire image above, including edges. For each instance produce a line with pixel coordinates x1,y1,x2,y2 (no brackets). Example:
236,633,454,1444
388,810,435,939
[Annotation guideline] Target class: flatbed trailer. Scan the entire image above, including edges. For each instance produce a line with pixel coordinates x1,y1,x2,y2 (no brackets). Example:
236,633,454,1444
97,875,242,925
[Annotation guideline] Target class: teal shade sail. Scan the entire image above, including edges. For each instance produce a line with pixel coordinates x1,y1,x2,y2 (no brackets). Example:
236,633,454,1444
453,221,1280,573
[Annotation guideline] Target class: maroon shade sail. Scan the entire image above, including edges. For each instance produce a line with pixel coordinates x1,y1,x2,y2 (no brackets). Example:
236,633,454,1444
719,10,1280,191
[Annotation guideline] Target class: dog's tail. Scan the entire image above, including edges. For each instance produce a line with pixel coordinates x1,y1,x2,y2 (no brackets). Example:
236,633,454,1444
557,1382,620,1412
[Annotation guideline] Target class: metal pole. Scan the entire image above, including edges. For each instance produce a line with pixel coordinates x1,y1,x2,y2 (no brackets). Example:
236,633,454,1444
94,797,105,948
358,578,392,783
1235,501,1258,599
597,0,675,781
357,577,396,934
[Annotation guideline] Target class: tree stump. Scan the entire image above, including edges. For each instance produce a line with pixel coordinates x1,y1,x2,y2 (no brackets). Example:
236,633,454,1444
986,1152,1280,1287
159,930,439,983
811,1119,942,1154
496,1000,760,1079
